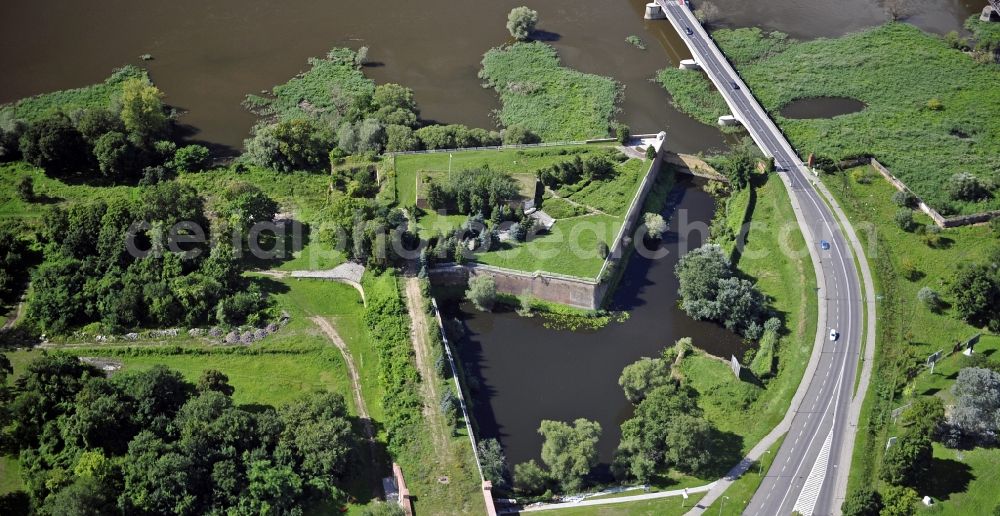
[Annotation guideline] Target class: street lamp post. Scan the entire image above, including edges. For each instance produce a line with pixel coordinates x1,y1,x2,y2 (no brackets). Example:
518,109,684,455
719,495,730,516
759,450,771,476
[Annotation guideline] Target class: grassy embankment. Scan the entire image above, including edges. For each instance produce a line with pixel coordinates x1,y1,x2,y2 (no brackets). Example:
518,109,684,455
479,41,622,141
707,24,1000,215
823,166,998,512
544,493,705,516
393,144,649,278
0,65,149,123
679,172,817,455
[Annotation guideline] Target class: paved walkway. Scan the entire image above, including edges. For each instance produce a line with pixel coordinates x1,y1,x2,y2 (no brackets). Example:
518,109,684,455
261,262,366,303
516,482,715,513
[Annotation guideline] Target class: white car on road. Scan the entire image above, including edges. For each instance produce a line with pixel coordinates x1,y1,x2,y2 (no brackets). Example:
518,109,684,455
829,329,839,341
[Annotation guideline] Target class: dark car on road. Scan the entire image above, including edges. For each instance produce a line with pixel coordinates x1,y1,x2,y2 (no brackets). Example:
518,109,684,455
685,27,693,35
730,81,740,90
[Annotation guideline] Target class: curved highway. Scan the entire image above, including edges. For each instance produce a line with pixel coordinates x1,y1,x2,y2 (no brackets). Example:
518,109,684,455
655,1,873,514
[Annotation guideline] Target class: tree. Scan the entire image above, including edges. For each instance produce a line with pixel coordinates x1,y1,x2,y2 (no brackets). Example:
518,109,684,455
948,172,990,202
899,396,944,439
675,243,731,307
76,108,124,142
884,0,912,21
645,145,657,160
172,145,209,172
197,369,235,396
949,367,1000,445
513,460,550,496
19,113,91,177
694,1,722,23
917,286,942,312
501,124,539,145
16,176,34,201
665,414,715,475
478,438,509,489
466,275,498,312
41,476,117,516
372,83,419,128
538,419,601,492
643,212,667,240
720,138,758,189
842,486,883,516
618,357,671,404
276,391,358,486
892,190,916,208
614,122,630,144
119,432,197,515
241,459,304,514
93,131,144,180
119,78,169,144
244,118,332,172
385,124,420,152
506,7,539,41
879,484,919,516
356,118,386,155
879,433,931,487
950,265,1000,330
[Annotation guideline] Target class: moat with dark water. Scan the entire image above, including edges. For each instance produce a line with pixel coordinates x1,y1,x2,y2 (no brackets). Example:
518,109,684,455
0,0,981,468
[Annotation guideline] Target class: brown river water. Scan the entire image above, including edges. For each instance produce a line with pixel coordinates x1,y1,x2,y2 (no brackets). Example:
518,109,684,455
0,0,982,471
0,0,979,152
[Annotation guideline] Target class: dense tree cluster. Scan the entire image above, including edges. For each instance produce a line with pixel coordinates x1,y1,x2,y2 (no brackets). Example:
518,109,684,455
612,353,728,483
0,355,360,514
536,151,620,189
674,244,769,339
717,138,760,189
321,197,415,270
0,222,34,304
1,76,207,185
25,182,275,334
426,168,519,219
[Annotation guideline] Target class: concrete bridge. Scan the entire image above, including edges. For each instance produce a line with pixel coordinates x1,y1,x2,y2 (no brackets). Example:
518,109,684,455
649,1,876,515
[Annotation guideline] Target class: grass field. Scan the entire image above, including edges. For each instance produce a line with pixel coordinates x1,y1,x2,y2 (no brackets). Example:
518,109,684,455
823,166,997,506
680,172,818,453
394,144,648,278
0,65,149,123
479,42,621,141
712,24,1000,215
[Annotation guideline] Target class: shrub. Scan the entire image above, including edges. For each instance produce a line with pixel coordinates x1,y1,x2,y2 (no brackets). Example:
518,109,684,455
19,113,92,177
916,287,942,312
926,98,943,111
893,209,915,232
643,212,667,240
900,258,919,281
613,122,630,144
891,190,916,208
506,7,538,41
991,217,1000,238
851,167,875,184
385,124,420,152
645,145,656,160
501,124,540,146
244,119,332,172
16,176,34,201
466,275,498,312
171,145,210,172
597,240,610,259
948,172,990,201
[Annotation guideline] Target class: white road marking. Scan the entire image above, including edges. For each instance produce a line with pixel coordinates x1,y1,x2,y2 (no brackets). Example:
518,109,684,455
792,429,834,515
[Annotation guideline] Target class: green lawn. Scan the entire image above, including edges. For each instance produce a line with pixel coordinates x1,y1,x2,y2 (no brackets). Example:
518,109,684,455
656,67,738,133
479,42,621,141
920,444,1000,515
394,144,648,278
823,166,997,504
681,172,818,453
711,23,1000,215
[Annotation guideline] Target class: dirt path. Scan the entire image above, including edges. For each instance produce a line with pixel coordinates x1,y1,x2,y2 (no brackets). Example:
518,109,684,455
310,316,378,462
2,301,25,330
402,277,449,457
544,187,608,216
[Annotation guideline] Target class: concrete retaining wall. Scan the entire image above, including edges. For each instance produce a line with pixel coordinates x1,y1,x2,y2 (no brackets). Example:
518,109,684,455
428,139,665,310
849,158,1000,228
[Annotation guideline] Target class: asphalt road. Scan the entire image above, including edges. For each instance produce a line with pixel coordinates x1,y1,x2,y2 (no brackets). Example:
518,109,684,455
657,1,865,514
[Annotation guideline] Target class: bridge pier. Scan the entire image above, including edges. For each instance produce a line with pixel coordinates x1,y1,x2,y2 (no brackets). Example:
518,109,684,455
982,5,999,22
644,2,666,20
717,115,741,127
678,58,700,70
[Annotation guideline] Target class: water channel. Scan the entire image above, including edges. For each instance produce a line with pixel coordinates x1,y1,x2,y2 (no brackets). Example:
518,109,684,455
0,0,982,472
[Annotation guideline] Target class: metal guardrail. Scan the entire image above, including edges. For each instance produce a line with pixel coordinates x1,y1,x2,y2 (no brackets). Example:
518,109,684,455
385,138,617,157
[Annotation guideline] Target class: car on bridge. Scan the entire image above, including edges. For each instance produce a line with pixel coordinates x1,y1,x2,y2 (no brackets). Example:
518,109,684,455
730,81,740,90
685,27,693,35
